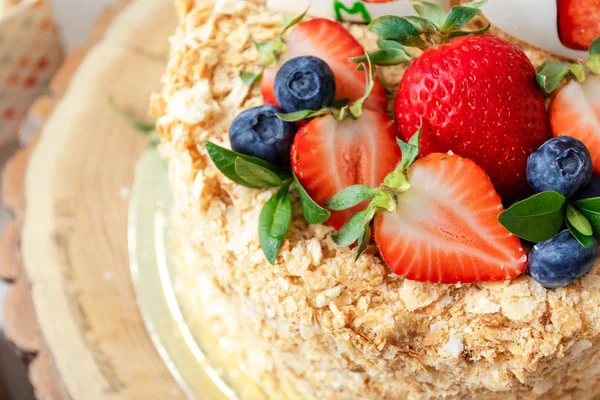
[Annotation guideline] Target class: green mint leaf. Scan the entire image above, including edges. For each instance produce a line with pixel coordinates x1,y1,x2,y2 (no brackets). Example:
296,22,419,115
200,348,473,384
369,16,426,49
351,48,412,66
276,108,330,122
259,183,292,264
413,1,447,29
292,172,331,224
566,203,593,236
587,37,600,75
536,61,585,94
355,223,371,261
270,185,293,239
109,96,156,133
239,70,263,87
325,185,379,210
566,217,595,249
333,204,377,246
396,124,422,171
349,50,374,118
572,197,600,236
498,191,566,242
234,158,282,188
447,23,490,39
281,8,308,36
441,4,484,33
205,141,289,187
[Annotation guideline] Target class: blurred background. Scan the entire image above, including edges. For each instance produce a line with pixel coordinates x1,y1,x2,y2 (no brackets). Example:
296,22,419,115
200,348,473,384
0,1,116,398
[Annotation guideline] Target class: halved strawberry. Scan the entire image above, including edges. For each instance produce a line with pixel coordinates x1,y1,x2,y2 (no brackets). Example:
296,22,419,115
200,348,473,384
261,68,279,106
374,154,527,284
261,18,388,112
550,75,600,172
557,0,600,50
291,109,400,229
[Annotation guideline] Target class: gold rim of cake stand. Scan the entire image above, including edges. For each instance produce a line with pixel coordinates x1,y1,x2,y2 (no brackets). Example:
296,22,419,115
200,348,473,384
128,148,264,399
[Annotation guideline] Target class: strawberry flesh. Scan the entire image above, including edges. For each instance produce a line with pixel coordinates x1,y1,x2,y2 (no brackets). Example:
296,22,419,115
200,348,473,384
262,18,388,112
395,35,550,200
291,110,400,229
550,75,600,173
261,68,279,107
374,153,527,284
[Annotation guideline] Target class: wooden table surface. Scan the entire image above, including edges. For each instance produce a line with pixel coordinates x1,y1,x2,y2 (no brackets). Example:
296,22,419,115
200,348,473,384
0,1,184,398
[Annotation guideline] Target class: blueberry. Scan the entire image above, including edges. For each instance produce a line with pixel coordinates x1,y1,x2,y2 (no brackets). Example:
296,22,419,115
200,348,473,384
528,230,598,288
229,104,297,165
274,56,336,113
573,174,600,200
526,136,593,198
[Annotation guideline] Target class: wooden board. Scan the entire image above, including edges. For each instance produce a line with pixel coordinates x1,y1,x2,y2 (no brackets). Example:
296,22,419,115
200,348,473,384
1,0,183,398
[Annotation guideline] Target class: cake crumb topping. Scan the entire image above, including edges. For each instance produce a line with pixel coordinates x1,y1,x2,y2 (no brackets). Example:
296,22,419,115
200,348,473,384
151,0,600,398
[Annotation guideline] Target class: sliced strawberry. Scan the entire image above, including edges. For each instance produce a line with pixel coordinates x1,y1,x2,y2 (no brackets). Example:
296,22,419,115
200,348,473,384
557,0,600,50
261,68,279,107
550,75,600,172
263,18,388,112
291,109,400,229
374,153,527,284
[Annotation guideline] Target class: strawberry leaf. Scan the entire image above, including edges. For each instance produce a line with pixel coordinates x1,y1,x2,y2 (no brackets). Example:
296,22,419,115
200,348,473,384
396,125,422,172
441,3,485,33
355,223,371,261
332,204,377,246
572,197,600,236
447,23,490,39
276,108,330,122
587,37,600,75
536,61,585,94
325,185,379,210
251,37,280,66
349,51,374,119
369,16,427,49
205,141,289,187
413,1,447,29
281,8,308,36
259,183,292,264
566,203,593,236
566,217,594,249
403,16,438,34
239,70,263,87
292,172,331,224
234,158,282,188
377,38,408,50
498,191,566,242
351,48,412,66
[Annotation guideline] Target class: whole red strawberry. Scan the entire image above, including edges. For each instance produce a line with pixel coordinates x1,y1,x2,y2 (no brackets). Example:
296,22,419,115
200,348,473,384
369,2,550,200
395,34,549,199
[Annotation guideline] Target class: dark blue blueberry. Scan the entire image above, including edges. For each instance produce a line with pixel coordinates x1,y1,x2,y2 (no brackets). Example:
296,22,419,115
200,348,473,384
526,136,593,198
229,104,297,165
528,230,598,288
274,56,335,113
573,174,600,200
